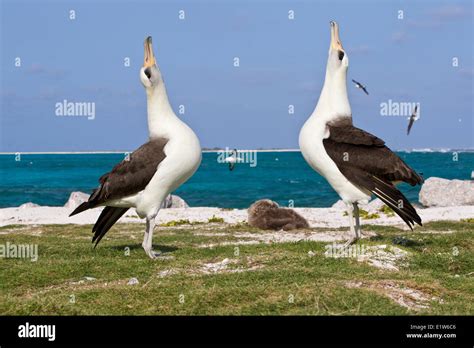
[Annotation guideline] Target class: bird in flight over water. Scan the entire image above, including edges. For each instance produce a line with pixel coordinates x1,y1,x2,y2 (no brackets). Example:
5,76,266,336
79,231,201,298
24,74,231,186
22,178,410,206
407,105,418,135
351,79,369,95
224,149,240,171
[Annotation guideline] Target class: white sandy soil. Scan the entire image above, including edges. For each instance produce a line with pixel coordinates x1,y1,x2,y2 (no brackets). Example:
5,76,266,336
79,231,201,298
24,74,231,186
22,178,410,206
0,205,472,228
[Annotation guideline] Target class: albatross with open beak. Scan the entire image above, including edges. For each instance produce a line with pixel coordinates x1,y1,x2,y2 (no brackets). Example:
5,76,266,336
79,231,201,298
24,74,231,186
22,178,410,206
70,37,202,259
299,22,423,245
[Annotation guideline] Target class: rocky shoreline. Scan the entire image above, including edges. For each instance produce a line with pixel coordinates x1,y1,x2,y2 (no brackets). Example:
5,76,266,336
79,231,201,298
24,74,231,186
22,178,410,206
1,177,472,228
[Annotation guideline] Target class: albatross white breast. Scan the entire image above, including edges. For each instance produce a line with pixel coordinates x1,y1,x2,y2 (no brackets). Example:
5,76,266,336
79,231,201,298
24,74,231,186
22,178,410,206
299,21,423,245
70,37,201,259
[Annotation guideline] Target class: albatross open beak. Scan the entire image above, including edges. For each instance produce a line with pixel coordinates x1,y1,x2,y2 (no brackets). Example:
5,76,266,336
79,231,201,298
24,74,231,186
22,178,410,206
330,21,344,52
143,36,156,68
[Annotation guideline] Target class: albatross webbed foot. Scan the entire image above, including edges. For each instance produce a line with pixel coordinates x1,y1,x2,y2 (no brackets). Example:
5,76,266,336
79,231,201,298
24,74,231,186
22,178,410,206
143,217,163,259
144,247,163,259
342,236,359,249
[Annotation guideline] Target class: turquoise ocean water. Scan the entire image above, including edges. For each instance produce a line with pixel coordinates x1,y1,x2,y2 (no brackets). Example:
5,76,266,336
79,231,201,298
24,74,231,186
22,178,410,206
0,151,472,209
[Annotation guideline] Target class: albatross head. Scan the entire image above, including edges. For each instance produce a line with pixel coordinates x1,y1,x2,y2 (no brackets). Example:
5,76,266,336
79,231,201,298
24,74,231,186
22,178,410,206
312,21,351,121
327,21,349,75
140,36,163,90
140,36,176,136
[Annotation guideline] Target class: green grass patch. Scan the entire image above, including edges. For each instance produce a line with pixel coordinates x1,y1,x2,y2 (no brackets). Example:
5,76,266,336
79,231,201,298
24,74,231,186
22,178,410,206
207,215,225,223
378,205,395,217
160,219,204,227
0,221,472,315
343,209,380,219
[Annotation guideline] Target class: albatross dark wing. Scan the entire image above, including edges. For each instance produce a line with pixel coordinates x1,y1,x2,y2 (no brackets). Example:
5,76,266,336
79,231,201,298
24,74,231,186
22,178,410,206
69,138,168,246
70,138,168,216
327,124,385,146
407,105,418,135
407,116,415,135
323,124,423,229
91,206,129,247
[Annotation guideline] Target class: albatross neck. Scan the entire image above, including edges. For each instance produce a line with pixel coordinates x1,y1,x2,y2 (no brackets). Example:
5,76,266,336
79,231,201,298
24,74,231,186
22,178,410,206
146,83,180,139
311,68,352,124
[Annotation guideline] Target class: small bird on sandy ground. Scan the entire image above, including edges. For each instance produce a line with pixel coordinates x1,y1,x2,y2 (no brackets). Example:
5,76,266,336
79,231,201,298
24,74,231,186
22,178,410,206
247,199,309,231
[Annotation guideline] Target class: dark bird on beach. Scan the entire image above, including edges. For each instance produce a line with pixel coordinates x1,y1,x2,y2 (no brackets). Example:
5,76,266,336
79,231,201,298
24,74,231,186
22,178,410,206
351,79,369,95
407,105,418,135
248,200,309,231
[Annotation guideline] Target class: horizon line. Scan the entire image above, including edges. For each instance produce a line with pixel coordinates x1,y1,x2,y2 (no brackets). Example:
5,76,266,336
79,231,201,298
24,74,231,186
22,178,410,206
1,148,474,155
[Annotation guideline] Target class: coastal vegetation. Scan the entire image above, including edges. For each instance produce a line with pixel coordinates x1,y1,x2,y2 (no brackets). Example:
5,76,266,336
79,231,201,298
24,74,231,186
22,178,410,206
0,221,472,315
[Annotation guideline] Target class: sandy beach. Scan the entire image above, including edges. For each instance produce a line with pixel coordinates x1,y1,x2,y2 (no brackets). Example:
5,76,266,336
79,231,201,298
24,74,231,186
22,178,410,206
1,204,472,229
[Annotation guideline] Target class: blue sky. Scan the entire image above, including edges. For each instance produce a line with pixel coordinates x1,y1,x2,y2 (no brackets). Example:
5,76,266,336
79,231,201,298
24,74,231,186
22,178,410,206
1,0,472,152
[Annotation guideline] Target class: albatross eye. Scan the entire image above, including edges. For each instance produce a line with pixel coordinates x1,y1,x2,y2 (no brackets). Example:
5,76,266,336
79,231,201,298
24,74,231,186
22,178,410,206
338,50,345,61
144,68,152,79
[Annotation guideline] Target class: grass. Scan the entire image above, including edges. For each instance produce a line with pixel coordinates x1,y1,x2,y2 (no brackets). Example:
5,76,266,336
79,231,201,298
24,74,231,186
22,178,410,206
378,205,396,217
160,219,204,227
343,209,380,219
0,221,473,315
207,215,225,223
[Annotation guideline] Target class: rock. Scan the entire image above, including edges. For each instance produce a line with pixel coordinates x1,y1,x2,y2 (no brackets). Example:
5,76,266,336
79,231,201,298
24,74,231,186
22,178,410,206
18,202,40,209
308,250,316,257
419,177,474,207
64,191,90,209
127,277,139,285
161,194,189,209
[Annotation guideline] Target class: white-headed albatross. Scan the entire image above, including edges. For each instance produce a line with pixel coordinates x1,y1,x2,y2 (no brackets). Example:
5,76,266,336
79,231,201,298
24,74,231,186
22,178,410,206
70,37,202,259
299,22,423,245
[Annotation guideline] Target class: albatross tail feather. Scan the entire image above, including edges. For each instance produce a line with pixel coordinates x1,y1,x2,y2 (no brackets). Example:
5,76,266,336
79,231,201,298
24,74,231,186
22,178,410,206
92,207,129,247
69,202,93,217
371,176,422,230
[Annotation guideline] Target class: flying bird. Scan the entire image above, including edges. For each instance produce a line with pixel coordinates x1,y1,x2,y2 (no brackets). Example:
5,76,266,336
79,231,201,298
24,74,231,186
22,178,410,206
407,105,418,135
299,21,423,246
70,37,202,259
351,79,369,95
224,149,240,171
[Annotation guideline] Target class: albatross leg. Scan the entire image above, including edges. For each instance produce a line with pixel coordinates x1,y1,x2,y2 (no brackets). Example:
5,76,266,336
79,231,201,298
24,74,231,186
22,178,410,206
353,203,361,239
143,217,162,259
142,224,150,252
343,203,359,248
